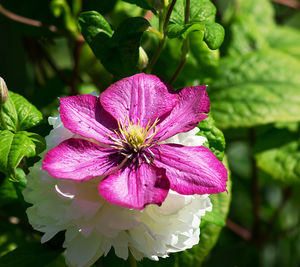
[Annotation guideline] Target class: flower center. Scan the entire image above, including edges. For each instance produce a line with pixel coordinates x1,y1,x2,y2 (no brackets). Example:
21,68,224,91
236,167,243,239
116,117,159,151
108,116,160,164
126,124,146,148
109,117,159,165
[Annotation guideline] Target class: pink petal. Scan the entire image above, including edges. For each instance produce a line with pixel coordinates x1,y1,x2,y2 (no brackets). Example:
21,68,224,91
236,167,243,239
152,144,227,195
98,163,170,210
100,74,177,127
60,95,117,144
156,86,210,141
43,138,121,181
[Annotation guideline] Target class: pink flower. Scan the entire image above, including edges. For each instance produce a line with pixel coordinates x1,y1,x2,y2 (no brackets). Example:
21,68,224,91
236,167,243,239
42,74,227,210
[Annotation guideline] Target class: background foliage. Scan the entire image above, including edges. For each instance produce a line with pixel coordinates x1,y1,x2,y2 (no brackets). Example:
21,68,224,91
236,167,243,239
0,0,300,266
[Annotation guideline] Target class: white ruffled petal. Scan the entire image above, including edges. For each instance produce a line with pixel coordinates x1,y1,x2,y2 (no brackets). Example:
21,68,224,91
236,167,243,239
164,127,207,147
23,116,212,267
64,230,103,267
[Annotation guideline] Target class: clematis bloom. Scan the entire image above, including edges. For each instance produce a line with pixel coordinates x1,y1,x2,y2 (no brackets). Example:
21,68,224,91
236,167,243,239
24,121,214,265
42,73,227,210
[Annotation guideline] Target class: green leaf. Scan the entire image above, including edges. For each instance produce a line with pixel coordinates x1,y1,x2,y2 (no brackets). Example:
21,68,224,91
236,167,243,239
201,209,226,227
0,177,18,207
189,0,216,23
222,1,300,60
25,132,47,155
188,31,219,81
266,26,300,59
175,158,231,267
168,0,224,49
111,17,150,74
0,243,62,267
209,49,300,129
171,0,216,24
239,0,275,33
221,14,268,56
0,168,26,207
0,130,45,179
203,22,225,50
197,115,225,161
167,23,204,40
78,11,114,42
221,0,274,34
257,141,300,184
220,0,274,54
79,11,149,78
0,91,43,132
255,128,300,184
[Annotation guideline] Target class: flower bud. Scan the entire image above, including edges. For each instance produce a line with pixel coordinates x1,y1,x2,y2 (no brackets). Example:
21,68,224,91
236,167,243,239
0,77,9,105
137,47,149,70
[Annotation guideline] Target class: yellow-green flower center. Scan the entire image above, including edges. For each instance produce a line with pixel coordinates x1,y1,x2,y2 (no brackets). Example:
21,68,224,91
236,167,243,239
113,117,160,151
126,124,146,148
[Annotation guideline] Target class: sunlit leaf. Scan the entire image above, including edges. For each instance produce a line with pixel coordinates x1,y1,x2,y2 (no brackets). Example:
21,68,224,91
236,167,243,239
0,91,42,132
255,128,300,184
0,130,45,179
209,49,300,128
167,0,224,49
197,114,225,161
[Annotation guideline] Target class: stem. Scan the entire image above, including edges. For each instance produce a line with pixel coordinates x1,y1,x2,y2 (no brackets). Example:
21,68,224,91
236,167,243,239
36,41,72,87
272,0,300,9
226,219,252,241
168,40,188,85
249,128,261,246
129,251,138,267
146,40,164,74
184,0,190,24
148,27,164,40
146,0,177,74
0,4,85,42
70,39,83,95
163,0,177,34
168,0,190,85
0,4,63,35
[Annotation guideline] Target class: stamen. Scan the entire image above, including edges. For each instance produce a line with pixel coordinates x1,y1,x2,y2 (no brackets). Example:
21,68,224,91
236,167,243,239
143,153,151,164
147,148,155,158
106,116,162,163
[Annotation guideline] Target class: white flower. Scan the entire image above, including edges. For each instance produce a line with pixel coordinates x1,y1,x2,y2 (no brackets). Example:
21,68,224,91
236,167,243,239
23,115,212,267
